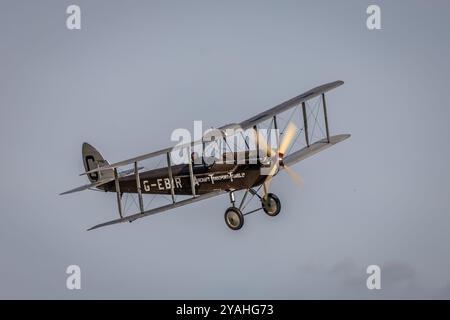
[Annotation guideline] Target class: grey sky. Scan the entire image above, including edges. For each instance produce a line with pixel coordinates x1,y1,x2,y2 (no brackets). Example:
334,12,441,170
1,0,450,299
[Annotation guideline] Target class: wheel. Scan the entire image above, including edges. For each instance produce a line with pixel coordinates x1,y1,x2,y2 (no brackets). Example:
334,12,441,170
262,193,281,217
224,207,244,230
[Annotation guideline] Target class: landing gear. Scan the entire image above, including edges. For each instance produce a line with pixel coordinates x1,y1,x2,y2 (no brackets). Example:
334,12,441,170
224,207,244,230
224,191,244,230
223,190,281,230
262,193,281,217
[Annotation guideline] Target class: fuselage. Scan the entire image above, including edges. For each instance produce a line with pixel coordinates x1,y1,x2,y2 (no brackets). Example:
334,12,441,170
101,152,270,195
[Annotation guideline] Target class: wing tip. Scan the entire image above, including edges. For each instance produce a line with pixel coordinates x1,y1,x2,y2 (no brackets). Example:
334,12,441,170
87,217,131,231
328,80,344,89
338,133,351,140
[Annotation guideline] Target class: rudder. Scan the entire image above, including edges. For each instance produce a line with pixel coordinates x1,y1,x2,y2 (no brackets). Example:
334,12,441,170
82,143,113,183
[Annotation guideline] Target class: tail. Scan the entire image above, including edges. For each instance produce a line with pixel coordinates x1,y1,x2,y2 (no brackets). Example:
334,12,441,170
59,143,114,195
82,142,114,183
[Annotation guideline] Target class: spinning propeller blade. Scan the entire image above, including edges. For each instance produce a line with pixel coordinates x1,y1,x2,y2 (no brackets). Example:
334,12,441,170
284,165,304,188
279,122,297,155
258,122,304,195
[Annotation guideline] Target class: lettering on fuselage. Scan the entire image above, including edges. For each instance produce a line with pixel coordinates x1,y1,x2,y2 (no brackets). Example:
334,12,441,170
143,177,182,192
197,172,246,185
142,172,246,192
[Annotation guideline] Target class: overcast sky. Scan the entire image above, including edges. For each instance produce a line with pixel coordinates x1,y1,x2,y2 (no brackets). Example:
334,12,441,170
1,0,450,299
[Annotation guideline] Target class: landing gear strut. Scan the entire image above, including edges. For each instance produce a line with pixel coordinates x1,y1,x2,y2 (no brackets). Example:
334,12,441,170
224,190,283,230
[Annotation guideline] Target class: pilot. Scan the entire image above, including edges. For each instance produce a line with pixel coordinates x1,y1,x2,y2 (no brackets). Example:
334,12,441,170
191,151,200,165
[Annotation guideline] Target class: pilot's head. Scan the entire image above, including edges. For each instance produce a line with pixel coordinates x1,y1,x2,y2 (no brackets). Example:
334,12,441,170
191,151,200,164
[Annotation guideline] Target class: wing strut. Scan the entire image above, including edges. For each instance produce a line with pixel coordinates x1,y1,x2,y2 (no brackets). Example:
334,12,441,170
166,152,176,203
301,102,310,147
273,115,280,150
114,168,123,218
134,162,144,213
188,147,196,197
253,125,260,158
322,93,330,143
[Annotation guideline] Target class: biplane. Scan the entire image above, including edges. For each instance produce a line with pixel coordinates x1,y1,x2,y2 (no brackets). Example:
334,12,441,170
61,81,350,231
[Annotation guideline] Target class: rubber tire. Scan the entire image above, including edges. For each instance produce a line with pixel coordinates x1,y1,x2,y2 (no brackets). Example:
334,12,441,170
224,207,244,230
262,193,281,217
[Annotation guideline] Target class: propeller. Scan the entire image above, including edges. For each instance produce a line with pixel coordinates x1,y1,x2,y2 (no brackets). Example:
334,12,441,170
257,122,304,197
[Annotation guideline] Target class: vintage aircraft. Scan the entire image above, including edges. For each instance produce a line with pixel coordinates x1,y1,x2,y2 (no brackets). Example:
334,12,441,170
61,81,350,231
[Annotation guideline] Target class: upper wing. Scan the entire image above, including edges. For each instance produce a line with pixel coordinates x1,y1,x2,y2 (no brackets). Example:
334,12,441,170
239,80,343,130
81,80,343,176
87,190,226,231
